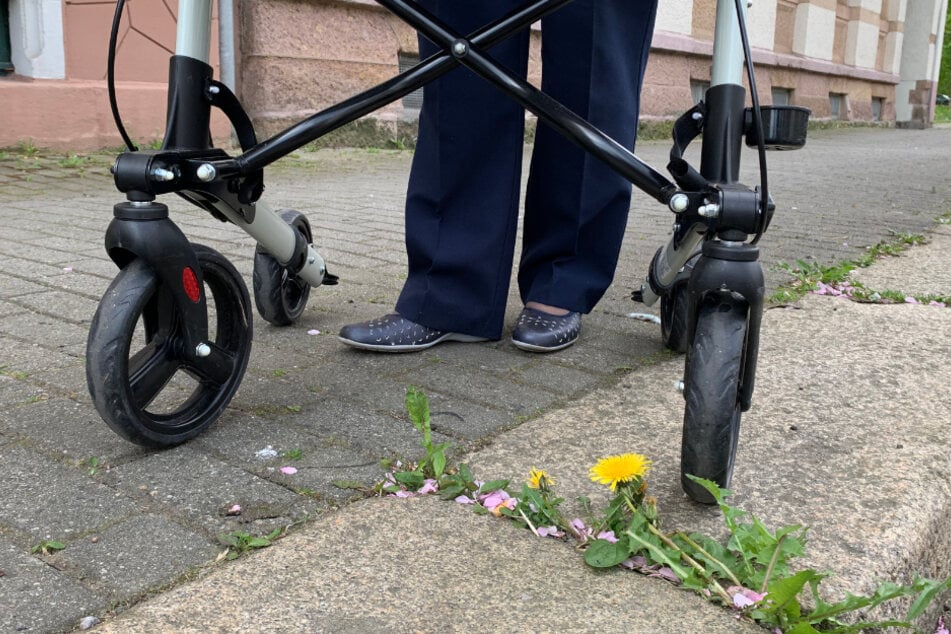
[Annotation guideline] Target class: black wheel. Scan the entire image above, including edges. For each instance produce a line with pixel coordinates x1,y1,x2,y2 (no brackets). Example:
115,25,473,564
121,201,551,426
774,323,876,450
86,244,252,447
252,209,312,326
680,296,748,504
660,283,689,353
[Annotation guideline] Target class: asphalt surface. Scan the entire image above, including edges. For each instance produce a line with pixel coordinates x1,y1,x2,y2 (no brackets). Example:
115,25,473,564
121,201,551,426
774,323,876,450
0,126,949,632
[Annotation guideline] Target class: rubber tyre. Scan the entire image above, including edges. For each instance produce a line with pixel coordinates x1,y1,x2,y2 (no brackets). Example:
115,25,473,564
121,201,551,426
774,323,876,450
660,283,689,353
680,297,747,504
86,244,252,447
252,209,312,326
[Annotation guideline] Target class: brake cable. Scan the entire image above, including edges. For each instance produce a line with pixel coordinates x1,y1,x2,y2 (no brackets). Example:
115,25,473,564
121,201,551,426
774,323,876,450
108,0,137,151
732,0,769,244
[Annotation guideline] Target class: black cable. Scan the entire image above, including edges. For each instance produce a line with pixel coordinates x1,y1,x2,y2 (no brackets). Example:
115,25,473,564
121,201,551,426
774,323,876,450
108,0,137,151
733,0,769,244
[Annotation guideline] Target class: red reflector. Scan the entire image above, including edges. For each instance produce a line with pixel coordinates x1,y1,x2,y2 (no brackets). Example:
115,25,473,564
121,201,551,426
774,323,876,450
182,267,201,303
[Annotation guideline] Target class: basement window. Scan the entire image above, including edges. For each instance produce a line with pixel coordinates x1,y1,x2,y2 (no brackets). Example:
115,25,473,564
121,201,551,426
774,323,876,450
1,0,13,75
872,97,884,121
398,51,424,111
829,93,848,120
771,87,792,106
690,80,710,104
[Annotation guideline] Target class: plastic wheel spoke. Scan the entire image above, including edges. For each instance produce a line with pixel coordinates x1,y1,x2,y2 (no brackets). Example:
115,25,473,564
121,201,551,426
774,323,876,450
128,339,180,409
184,342,237,387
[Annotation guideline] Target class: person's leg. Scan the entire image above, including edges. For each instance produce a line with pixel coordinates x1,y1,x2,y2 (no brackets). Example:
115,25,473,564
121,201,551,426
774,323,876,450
393,0,531,340
518,0,658,314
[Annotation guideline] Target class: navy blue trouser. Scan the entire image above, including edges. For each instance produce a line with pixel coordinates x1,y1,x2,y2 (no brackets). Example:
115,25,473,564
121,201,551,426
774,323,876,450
395,0,658,339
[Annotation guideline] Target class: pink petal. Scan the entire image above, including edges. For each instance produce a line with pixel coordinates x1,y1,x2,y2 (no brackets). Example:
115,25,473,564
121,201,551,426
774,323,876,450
307,329,320,335
905,296,920,304
392,490,414,498
481,492,504,508
596,530,619,543
280,466,298,475
455,495,475,505
227,504,242,515
536,526,564,538
733,593,755,609
418,479,439,495
652,567,680,583
934,616,948,634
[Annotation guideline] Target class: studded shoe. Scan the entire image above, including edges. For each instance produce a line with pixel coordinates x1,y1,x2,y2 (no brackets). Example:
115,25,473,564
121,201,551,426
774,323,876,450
338,314,489,352
511,308,581,352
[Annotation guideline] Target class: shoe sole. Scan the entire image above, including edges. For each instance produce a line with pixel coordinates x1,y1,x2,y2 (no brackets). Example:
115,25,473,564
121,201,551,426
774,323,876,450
511,336,578,353
338,332,489,352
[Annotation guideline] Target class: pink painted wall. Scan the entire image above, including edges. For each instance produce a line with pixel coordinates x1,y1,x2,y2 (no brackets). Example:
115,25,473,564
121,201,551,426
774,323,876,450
1,0,227,150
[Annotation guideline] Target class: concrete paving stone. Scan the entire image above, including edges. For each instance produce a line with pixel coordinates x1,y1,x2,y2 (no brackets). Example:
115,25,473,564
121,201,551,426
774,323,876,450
54,514,219,601
0,336,82,377
6,397,148,465
0,540,107,634
7,289,101,324
38,270,113,299
62,257,125,279
0,445,139,541
406,359,561,417
0,242,79,268
0,272,51,299
0,311,90,348
108,444,318,537
0,378,46,412
0,253,82,279
0,297,26,318
269,395,453,460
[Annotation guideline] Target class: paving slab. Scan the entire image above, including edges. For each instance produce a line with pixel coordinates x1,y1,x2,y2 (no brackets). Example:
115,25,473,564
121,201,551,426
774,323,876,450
0,127,949,632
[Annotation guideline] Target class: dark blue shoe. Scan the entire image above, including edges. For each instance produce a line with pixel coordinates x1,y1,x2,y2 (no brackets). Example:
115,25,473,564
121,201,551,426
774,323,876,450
339,314,488,352
511,308,581,352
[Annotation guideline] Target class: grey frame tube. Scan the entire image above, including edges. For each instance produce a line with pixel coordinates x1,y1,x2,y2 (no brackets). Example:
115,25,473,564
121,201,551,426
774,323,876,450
176,0,213,62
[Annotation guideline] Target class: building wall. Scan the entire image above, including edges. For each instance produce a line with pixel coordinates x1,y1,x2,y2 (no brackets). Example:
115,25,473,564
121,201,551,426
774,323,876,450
1,0,226,150
236,0,944,143
0,0,947,149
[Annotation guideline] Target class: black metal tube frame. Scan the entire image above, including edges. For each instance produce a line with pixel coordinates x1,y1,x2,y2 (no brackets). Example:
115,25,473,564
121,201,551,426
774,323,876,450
223,0,679,205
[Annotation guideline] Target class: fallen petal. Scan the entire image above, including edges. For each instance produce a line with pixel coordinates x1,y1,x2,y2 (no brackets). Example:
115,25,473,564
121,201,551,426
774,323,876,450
280,466,298,475
455,495,475,505
596,530,619,544
418,479,439,495
307,329,320,335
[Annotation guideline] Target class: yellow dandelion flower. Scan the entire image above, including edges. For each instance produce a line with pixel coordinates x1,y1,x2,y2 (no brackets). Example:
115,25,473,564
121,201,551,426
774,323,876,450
527,467,555,489
589,453,652,491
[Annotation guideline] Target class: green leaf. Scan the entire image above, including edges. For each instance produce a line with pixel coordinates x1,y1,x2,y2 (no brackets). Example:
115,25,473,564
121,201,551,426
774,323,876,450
248,537,271,548
393,471,425,486
458,463,475,487
786,622,822,634
405,386,430,431
763,569,823,621
906,576,951,620
479,480,511,493
584,538,630,568
266,528,282,540
432,451,446,479
438,484,466,500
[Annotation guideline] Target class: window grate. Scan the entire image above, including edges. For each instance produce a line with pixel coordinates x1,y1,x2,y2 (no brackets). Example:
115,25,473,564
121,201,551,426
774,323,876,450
398,52,424,111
